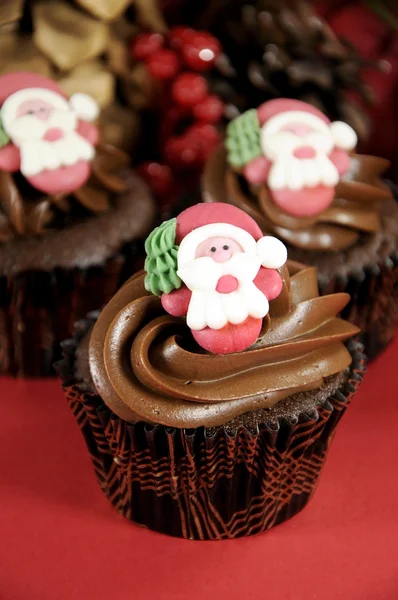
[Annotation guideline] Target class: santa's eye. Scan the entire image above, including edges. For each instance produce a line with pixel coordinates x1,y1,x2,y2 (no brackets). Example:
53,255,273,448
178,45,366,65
223,245,229,250
210,247,216,253
26,110,35,115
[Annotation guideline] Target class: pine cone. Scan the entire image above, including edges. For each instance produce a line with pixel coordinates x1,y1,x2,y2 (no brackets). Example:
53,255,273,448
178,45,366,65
196,0,373,140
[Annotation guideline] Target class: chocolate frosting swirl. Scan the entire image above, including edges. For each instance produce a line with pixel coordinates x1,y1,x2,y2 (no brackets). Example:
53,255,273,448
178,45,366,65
0,144,130,243
203,147,392,251
89,262,359,428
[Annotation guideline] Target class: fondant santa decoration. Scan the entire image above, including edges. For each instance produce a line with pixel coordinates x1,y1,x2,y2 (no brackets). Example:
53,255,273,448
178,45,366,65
0,72,99,195
226,99,358,217
144,203,287,354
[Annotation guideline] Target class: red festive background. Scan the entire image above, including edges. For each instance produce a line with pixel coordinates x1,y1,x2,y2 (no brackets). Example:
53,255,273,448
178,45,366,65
1,2,398,597
1,335,398,599
315,1,398,177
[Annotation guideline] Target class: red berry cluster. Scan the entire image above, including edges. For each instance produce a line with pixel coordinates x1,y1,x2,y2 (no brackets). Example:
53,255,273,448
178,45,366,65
131,27,224,212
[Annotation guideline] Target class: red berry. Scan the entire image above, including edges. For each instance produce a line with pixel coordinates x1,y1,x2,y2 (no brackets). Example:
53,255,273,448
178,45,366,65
137,162,173,195
131,33,164,61
160,106,185,141
185,123,221,146
193,95,224,123
146,49,180,80
181,32,221,71
164,136,202,168
171,73,208,107
169,27,197,50
185,123,221,162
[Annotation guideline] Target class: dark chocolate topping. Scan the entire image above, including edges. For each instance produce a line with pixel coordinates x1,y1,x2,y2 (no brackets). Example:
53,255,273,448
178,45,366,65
88,261,359,428
203,147,392,252
0,168,155,274
0,144,131,243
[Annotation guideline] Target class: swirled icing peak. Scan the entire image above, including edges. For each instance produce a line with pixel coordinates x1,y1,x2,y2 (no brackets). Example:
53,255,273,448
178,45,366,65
88,203,360,429
88,259,359,429
203,98,392,251
0,144,130,243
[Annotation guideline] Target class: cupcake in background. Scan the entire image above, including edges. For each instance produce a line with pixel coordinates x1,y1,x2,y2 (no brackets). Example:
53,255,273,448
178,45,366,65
0,0,168,153
0,72,155,376
57,202,364,540
203,98,398,359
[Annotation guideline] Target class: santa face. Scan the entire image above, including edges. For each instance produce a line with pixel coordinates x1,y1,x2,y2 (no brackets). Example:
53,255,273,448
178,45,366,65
1,87,95,179
195,236,243,263
261,111,339,192
145,206,287,354
177,230,269,332
9,96,77,143
195,236,244,293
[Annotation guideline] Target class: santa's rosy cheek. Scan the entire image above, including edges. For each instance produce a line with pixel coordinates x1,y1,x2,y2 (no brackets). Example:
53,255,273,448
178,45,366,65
330,148,351,174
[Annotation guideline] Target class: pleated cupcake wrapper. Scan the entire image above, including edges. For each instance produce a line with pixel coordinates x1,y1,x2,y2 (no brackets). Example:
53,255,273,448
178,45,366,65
57,316,365,540
0,240,143,377
319,251,398,360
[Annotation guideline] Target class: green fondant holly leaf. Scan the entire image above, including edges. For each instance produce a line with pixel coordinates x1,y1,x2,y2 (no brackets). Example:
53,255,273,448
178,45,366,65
144,218,181,296
0,110,10,148
226,109,262,168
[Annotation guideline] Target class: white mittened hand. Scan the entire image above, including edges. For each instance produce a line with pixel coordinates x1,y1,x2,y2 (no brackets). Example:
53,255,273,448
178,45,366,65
257,236,287,269
69,93,99,122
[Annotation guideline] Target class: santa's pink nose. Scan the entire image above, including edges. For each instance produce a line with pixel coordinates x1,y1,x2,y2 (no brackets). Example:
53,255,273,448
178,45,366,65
216,275,239,294
293,146,316,159
212,249,233,263
35,109,53,121
43,127,64,142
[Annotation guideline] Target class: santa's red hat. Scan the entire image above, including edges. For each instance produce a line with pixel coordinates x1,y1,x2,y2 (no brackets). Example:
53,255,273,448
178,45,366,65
176,202,263,243
0,71,99,125
176,202,287,270
257,98,330,126
258,98,357,151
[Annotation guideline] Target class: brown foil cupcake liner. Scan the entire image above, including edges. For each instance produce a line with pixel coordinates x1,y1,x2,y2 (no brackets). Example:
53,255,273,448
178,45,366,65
0,240,143,377
319,252,398,361
57,317,365,540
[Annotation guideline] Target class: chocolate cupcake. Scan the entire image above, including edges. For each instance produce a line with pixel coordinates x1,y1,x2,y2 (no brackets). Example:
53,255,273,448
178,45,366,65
203,98,398,359
57,203,364,540
0,72,155,376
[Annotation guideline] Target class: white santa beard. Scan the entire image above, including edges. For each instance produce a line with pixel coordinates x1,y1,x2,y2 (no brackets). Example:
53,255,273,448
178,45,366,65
19,131,95,177
186,284,269,331
268,153,339,191
6,109,77,145
262,127,339,191
178,252,268,331
177,252,262,292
